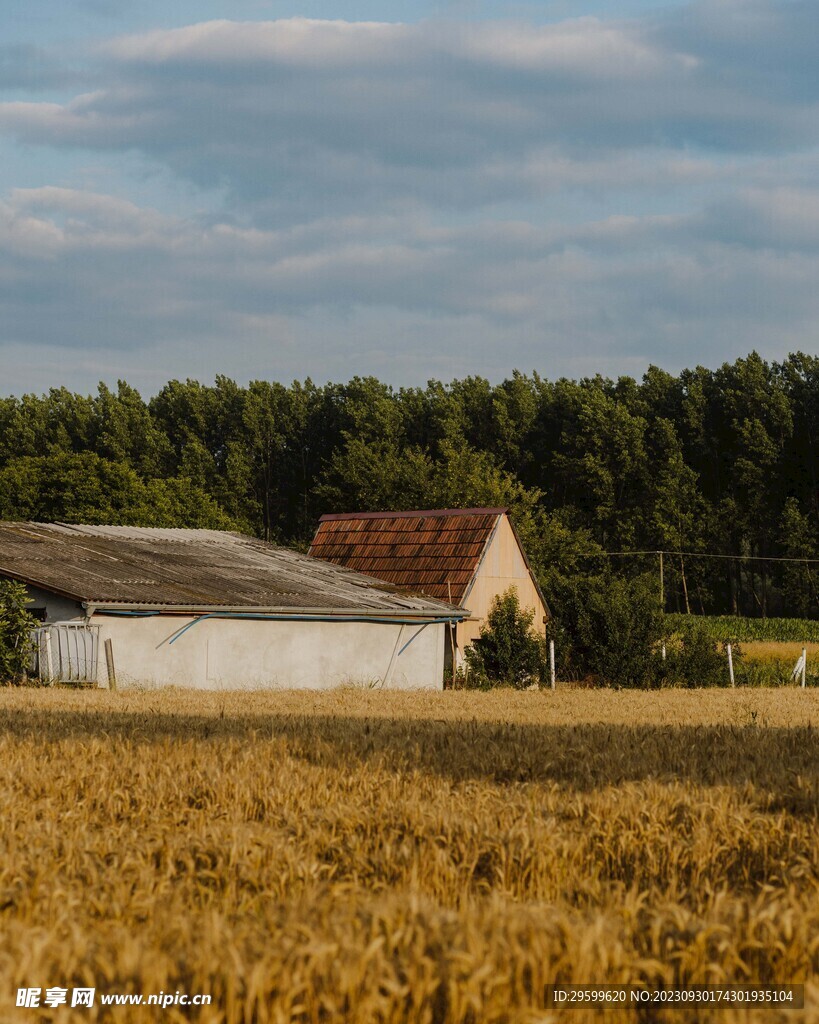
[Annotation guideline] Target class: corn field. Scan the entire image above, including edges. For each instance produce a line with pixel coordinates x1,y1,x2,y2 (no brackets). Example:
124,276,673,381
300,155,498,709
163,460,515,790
2,687,819,1023
666,615,819,644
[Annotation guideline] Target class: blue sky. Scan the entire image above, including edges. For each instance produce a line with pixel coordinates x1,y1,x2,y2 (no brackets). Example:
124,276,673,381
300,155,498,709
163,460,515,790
1,0,818,394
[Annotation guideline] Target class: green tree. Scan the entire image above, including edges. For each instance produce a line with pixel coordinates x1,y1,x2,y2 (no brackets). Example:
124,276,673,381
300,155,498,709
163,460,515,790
547,573,665,688
778,353,819,522
0,580,35,682
779,497,817,617
465,588,546,689
235,380,324,542
661,617,731,688
547,378,650,549
92,381,171,477
39,387,96,456
0,454,235,529
648,418,709,613
0,353,816,622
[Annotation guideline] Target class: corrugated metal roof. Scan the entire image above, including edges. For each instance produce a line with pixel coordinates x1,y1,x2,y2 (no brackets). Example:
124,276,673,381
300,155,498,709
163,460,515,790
309,509,505,602
0,522,464,616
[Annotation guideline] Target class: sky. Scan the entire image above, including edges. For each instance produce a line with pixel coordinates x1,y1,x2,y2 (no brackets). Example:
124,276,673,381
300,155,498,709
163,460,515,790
1,0,818,394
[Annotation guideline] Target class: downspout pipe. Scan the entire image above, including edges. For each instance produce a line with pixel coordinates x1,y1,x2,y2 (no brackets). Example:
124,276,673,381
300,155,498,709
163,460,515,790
161,612,462,647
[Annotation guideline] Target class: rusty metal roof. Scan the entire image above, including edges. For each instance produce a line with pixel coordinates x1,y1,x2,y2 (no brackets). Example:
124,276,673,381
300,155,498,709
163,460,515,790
309,508,507,602
0,522,465,616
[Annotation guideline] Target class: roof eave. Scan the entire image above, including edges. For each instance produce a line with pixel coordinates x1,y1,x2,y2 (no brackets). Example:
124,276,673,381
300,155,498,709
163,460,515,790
84,601,469,619
0,566,85,605
1,556,467,619
505,517,552,619
459,512,504,606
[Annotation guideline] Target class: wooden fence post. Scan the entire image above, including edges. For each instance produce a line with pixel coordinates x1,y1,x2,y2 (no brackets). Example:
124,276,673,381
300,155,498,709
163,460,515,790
549,640,555,691
727,643,735,687
104,638,117,691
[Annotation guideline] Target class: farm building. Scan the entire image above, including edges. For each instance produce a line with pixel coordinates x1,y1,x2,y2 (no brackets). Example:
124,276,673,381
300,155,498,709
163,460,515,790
309,508,548,661
0,522,466,690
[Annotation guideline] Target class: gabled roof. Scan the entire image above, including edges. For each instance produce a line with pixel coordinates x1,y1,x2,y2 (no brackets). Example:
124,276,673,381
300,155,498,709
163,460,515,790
0,522,465,618
310,508,510,603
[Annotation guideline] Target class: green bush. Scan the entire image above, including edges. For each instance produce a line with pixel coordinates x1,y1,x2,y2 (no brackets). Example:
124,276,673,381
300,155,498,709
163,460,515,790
465,588,547,689
661,617,734,688
545,572,665,688
0,580,36,683
544,573,747,688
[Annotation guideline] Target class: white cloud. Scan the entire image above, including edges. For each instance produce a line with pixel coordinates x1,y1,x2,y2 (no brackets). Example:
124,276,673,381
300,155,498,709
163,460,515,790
2,181,819,392
697,187,819,252
2,10,814,218
459,17,696,77
102,18,410,67
1,4,818,390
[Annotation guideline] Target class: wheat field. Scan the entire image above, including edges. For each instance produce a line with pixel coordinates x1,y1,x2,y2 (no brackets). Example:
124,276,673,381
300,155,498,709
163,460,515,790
1,687,818,1023
742,641,819,664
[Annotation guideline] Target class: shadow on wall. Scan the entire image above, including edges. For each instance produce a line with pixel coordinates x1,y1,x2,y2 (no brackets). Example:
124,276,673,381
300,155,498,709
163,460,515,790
1,707,818,793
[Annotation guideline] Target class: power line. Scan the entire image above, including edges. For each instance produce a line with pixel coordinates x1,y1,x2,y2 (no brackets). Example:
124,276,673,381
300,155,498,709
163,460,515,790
585,549,819,565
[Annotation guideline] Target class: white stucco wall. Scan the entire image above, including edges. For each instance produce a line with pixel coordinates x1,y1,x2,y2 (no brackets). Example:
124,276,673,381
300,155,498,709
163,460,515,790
90,614,447,691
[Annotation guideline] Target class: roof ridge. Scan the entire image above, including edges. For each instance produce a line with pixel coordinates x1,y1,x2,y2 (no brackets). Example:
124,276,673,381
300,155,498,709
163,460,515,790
318,507,507,522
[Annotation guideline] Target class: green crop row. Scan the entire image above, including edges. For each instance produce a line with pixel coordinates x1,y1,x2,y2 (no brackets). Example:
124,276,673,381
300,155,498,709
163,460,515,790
665,613,819,643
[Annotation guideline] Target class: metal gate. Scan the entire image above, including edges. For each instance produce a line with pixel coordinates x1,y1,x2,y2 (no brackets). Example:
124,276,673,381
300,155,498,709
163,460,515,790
31,623,100,685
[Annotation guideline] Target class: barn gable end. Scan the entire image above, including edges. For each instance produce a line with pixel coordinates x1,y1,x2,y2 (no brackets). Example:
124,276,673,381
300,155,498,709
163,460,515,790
460,513,548,648
310,508,548,660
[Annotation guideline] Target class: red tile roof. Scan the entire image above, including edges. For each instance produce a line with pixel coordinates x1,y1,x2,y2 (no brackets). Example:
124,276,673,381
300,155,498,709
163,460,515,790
309,509,506,602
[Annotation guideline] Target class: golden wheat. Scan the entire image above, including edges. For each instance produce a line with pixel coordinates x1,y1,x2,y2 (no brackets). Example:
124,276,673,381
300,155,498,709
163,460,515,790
742,641,819,665
1,687,818,1023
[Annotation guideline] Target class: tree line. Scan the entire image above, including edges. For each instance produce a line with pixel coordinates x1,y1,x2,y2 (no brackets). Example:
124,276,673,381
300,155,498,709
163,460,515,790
0,351,817,618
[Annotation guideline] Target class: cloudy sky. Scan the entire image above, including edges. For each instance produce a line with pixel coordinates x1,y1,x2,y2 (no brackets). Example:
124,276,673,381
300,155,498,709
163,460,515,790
1,0,817,394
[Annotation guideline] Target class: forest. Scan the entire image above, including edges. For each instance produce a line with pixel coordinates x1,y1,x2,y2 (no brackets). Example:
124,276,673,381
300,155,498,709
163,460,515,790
0,351,817,619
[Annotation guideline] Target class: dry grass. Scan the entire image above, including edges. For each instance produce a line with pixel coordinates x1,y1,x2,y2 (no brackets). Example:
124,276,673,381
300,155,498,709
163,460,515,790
2,687,819,1023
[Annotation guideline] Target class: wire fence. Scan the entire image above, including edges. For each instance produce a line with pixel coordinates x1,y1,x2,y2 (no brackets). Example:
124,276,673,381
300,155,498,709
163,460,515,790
579,549,819,620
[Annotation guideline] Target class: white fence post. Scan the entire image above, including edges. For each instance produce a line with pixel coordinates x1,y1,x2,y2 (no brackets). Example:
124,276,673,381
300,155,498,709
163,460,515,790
549,640,555,691
802,646,807,688
43,629,54,685
727,643,735,687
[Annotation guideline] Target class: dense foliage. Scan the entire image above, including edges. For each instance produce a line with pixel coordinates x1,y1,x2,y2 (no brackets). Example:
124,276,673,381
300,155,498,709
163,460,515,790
546,573,666,687
464,589,547,689
544,574,737,687
661,616,733,689
1,351,817,617
0,580,36,682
